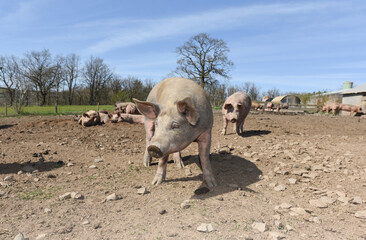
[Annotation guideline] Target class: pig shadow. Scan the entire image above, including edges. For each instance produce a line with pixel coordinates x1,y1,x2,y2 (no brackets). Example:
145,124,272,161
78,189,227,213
224,130,271,137
166,153,262,200
0,161,64,175
0,124,16,130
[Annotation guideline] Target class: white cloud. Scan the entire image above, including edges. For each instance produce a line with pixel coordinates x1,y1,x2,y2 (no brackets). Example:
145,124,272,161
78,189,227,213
86,1,340,54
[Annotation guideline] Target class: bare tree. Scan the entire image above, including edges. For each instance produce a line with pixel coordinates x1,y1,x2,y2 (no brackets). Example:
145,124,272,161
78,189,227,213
242,82,260,101
21,49,57,105
0,55,19,105
174,33,234,89
265,87,281,99
52,56,65,106
82,56,113,105
64,54,80,105
206,81,227,107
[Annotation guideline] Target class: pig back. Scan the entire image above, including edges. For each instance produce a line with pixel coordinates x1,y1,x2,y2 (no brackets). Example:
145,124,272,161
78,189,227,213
147,77,213,129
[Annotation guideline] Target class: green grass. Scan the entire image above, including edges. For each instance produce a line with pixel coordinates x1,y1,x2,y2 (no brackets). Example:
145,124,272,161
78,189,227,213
0,105,115,117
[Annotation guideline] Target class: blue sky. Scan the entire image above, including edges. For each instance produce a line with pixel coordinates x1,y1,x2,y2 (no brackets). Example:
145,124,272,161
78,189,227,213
0,0,365,93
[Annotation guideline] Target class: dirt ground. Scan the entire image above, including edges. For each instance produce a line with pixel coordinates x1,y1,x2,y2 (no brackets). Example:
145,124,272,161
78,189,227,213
0,110,366,240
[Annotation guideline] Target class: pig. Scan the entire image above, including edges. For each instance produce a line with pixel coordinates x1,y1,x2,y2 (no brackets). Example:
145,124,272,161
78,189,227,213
339,104,362,116
114,102,135,112
251,102,263,111
125,103,139,114
78,110,100,127
120,113,144,124
276,102,289,112
99,111,113,124
266,102,274,111
221,92,252,135
322,102,340,116
133,77,217,187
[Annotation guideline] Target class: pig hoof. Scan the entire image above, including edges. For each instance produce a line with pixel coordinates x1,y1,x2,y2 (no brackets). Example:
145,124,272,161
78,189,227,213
205,176,218,187
143,156,152,167
152,174,165,185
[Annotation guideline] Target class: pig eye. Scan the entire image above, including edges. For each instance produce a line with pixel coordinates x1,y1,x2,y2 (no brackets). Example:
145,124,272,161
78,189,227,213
171,122,180,129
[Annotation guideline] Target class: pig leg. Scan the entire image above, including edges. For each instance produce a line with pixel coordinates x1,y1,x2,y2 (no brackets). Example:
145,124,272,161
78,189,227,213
221,115,228,135
239,119,245,135
197,130,217,187
173,152,184,168
143,119,154,167
152,155,168,185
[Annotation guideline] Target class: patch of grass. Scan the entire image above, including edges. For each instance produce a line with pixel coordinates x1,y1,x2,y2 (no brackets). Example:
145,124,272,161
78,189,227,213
19,189,52,200
0,105,114,117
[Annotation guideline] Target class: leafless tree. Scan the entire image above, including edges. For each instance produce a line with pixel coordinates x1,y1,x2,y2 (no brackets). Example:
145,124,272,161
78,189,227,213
265,87,281,99
82,56,113,105
206,81,227,107
21,49,58,105
64,54,80,105
242,82,260,101
174,33,234,89
0,55,19,105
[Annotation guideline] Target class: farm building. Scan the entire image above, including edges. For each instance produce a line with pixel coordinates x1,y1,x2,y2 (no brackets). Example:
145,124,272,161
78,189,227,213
271,95,301,105
341,82,366,113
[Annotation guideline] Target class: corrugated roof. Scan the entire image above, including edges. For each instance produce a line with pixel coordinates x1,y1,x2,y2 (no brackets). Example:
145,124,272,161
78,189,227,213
342,83,366,94
271,96,286,104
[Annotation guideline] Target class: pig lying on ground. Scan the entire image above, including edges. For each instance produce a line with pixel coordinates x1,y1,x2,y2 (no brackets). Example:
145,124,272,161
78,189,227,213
78,110,101,127
133,77,217,187
99,111,113,124
111,112,144,124
339,104,362,116
251,102,263,111
221,92,252,135
125,103,139,114
114,102,135,113
322,102,340,116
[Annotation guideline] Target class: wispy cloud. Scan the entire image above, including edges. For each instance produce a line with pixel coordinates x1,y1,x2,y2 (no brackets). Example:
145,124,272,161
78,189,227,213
86,1,341,54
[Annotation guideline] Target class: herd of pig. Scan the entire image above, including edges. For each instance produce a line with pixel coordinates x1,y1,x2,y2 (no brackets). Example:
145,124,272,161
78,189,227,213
322,102,363,116
73,77,365,187
75,102,144,126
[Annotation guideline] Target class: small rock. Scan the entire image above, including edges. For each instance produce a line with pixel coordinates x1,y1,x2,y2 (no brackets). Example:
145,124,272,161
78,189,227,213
46,173,56,178
82,220,90,225
274,220,284,229
59,192,72,200
286,224,294,231
320,196,336,205
180,200,191,209
4,176,14,182
216,196,224,201
0,190,6,197
290,207,308,215
159,209,167,215
67,163,74,167
274,184,286,192
17,171,23,175
71,192,83,199
128,160,134,164
197,223,215,233
288,178,296,184
137,187,148,195
34,178,40,182
309,199,328,208
105,193,119,201
352,196,363,204
280,203,292,209
355,210,366,219
166,232,178,237
35,233,46,240
14,233,26,240
337,196,351,204
309,216,321,224
219,146,231,154
94,158,103,163
44,208,52,213
268,231,285,240
21,165,35,173
89,165,97,169
185,168,192,176
194,187,209,195
252,222,268,233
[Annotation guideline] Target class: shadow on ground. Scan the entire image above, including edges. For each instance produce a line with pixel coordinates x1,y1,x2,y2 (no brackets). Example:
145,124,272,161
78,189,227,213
0,124,16,130
223,130,271,137
166,153,262,200
0,161,64,175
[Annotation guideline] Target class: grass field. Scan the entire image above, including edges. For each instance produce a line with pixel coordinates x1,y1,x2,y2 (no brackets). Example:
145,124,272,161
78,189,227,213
0,105,115,117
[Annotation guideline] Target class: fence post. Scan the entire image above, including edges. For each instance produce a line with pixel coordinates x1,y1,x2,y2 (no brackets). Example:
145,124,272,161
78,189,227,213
55,103,58,114
5,103,7,116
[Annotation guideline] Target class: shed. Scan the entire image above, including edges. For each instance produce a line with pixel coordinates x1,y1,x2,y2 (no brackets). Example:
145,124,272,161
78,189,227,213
341,82,366,112
271,95,301,105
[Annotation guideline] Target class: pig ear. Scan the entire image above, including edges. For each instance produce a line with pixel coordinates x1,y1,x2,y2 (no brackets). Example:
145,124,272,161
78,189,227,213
177,97,199,126
133,98,159,120
223,103,232,110
82,113,88,117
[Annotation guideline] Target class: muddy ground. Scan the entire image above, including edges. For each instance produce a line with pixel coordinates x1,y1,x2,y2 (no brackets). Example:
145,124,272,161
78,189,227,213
0,111,366,240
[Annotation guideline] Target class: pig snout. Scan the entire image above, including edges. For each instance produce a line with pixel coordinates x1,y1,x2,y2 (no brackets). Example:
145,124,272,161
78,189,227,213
148,145,163,158
231,118,237,123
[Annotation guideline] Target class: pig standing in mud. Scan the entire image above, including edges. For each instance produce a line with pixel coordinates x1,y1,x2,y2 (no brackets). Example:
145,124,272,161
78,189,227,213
133,77,217,187
221,92,252,135
339,104,362,116
322,102,340,116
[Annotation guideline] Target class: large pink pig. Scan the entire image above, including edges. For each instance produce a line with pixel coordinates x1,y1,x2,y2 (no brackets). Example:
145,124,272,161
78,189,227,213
133,77,217,187
78,110,100,127
221,92,252,135
322,102,340,116
339,104,362,116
